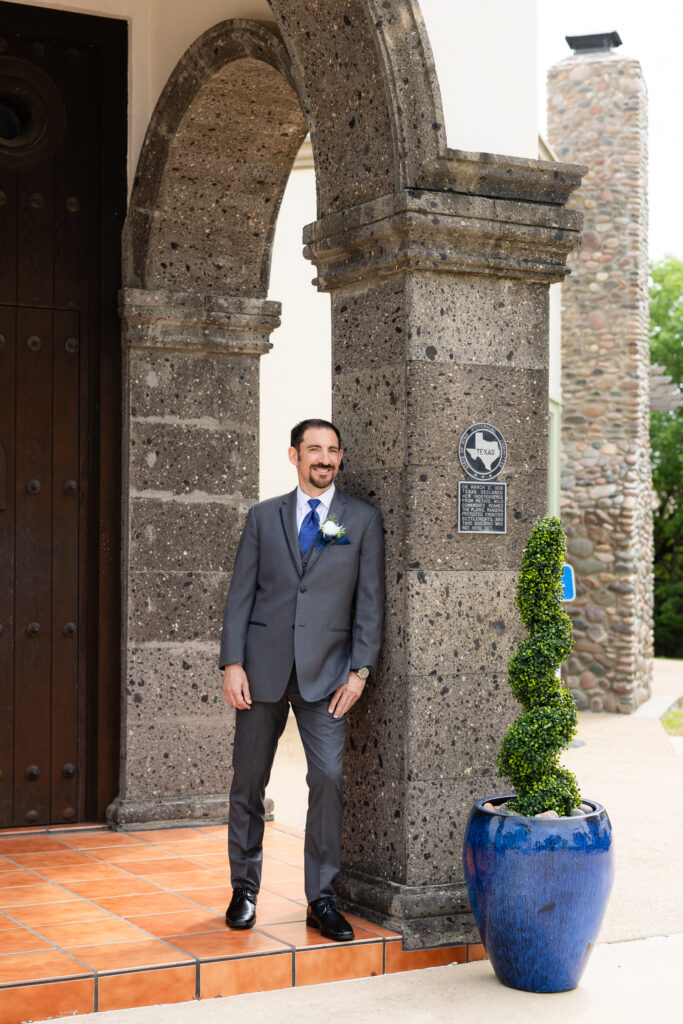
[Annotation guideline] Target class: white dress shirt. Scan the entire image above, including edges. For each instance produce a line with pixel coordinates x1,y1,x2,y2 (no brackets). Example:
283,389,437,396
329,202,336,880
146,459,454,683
296,483,335,532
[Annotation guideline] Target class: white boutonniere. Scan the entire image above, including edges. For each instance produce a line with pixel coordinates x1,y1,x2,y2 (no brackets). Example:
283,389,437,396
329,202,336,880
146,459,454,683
318,513,348,546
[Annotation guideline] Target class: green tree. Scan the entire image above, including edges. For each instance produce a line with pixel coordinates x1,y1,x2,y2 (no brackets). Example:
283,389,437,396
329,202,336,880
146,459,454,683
649,256,683,658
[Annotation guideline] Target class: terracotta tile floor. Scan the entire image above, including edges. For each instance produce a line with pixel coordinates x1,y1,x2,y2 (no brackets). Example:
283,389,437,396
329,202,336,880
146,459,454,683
0,822,484,1021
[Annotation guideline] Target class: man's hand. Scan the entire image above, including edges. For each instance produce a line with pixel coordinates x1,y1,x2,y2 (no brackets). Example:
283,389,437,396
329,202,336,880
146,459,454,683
222,663,252,710
328,672,366,719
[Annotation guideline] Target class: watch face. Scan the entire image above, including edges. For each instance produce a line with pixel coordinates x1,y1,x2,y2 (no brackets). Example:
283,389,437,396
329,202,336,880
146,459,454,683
356,667,370,679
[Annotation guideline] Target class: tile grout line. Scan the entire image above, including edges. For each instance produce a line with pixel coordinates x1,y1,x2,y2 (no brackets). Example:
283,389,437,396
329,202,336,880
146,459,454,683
0,974,92,992
0,825,107,840
0,957,203,996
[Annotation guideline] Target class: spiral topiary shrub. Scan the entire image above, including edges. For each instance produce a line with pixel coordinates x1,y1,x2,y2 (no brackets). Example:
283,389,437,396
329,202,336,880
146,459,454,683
497,516,581,816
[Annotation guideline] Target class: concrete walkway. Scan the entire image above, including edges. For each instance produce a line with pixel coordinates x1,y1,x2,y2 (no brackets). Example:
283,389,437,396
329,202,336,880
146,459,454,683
41,660,683,1024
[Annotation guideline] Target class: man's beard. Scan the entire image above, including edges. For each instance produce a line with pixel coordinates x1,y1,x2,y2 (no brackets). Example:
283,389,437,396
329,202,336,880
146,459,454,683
309,464,335,483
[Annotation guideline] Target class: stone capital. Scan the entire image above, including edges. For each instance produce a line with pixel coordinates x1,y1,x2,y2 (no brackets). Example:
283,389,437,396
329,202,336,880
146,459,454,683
433,148,586,206
119,287,281,355
303,187,585,291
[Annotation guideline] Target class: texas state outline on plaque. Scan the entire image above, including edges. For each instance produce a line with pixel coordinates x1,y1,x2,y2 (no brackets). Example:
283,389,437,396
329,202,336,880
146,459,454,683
467,431,501,471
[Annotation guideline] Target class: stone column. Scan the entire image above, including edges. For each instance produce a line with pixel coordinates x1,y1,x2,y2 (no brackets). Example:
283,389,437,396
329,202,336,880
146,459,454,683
548,49,654,713
304,182,584,947
109,288,279,826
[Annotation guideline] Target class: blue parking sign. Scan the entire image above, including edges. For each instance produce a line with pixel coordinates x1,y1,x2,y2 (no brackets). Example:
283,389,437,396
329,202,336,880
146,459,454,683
561,563,575,602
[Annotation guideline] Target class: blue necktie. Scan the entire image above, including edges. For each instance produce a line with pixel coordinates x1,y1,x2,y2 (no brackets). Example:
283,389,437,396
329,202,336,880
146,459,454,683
299,498,321,554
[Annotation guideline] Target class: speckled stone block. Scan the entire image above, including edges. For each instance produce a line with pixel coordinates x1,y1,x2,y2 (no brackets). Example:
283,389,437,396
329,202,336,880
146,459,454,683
128,499,247,573
338,467,408,573
404,274,551,368
405,364,549,470
403,776,501,886
404,570,521,677
127,571,228,643
344,682,407,783
306,181,584,945
128,350,259,424
341,771,407,882
405,673,517,782
120,712,232,802
109,643,258,827
128,422,255,495
405,467,549,571
125,644,226,719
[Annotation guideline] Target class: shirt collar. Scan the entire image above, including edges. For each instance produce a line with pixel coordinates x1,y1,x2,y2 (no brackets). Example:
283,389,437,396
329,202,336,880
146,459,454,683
297,483,335,516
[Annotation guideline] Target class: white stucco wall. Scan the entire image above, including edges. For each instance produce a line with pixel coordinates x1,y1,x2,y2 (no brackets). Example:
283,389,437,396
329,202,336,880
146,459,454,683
548,282,562,405
548,282,562,516
419,0,538,158
260,147,332,499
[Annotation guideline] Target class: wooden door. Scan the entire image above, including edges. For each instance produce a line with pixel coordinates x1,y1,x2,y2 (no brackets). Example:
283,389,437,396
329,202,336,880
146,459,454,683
0,4,126,826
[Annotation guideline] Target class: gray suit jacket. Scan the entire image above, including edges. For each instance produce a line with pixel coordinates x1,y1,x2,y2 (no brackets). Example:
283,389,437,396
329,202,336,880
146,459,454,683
219,487,384,702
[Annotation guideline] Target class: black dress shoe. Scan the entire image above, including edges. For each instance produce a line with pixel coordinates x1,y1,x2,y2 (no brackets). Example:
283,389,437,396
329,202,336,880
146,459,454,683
225,887,257,929
306,897,354,942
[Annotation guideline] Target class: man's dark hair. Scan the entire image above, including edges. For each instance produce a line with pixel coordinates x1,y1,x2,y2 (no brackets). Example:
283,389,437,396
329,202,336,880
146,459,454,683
290,418,342,451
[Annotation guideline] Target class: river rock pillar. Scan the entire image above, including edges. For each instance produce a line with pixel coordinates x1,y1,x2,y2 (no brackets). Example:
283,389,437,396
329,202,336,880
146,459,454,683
109,288,279,826
304,180,584,947
548,44,654,712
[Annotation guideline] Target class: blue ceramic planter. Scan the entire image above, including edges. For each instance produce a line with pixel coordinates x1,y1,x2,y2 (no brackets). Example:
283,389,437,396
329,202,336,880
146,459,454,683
463,795,614,993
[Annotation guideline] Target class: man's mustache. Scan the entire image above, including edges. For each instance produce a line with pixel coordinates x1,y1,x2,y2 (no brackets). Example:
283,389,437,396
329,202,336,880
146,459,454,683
312,464,334,470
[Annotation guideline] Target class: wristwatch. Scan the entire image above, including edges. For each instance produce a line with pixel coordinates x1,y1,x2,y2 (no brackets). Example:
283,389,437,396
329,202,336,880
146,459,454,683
353,667,370,680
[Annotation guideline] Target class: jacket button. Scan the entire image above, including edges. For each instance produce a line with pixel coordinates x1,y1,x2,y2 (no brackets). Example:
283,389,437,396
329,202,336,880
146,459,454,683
299,586,307,593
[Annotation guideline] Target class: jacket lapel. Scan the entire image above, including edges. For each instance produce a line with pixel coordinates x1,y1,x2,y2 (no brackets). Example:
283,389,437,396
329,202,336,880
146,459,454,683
304,489,347,574
279,489,303,577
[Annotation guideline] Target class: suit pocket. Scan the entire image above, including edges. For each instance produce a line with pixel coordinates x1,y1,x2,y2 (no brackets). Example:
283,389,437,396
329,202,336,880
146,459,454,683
329,627,351,633
249,620,267,627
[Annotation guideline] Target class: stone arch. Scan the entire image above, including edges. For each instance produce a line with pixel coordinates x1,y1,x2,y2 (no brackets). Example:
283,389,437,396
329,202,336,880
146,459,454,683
123,21,308,296
123,4,448,287
267,0,447,213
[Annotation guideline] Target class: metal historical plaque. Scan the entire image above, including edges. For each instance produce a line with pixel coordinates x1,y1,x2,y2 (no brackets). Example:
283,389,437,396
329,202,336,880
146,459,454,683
458,480,507,534
457,422,507,534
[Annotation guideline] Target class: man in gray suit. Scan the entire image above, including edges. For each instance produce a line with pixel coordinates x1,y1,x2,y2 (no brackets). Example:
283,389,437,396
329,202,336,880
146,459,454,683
220,419,384,941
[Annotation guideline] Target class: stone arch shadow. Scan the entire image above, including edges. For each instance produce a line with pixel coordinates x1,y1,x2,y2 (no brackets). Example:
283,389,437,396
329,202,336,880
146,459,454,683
116,3,585,949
